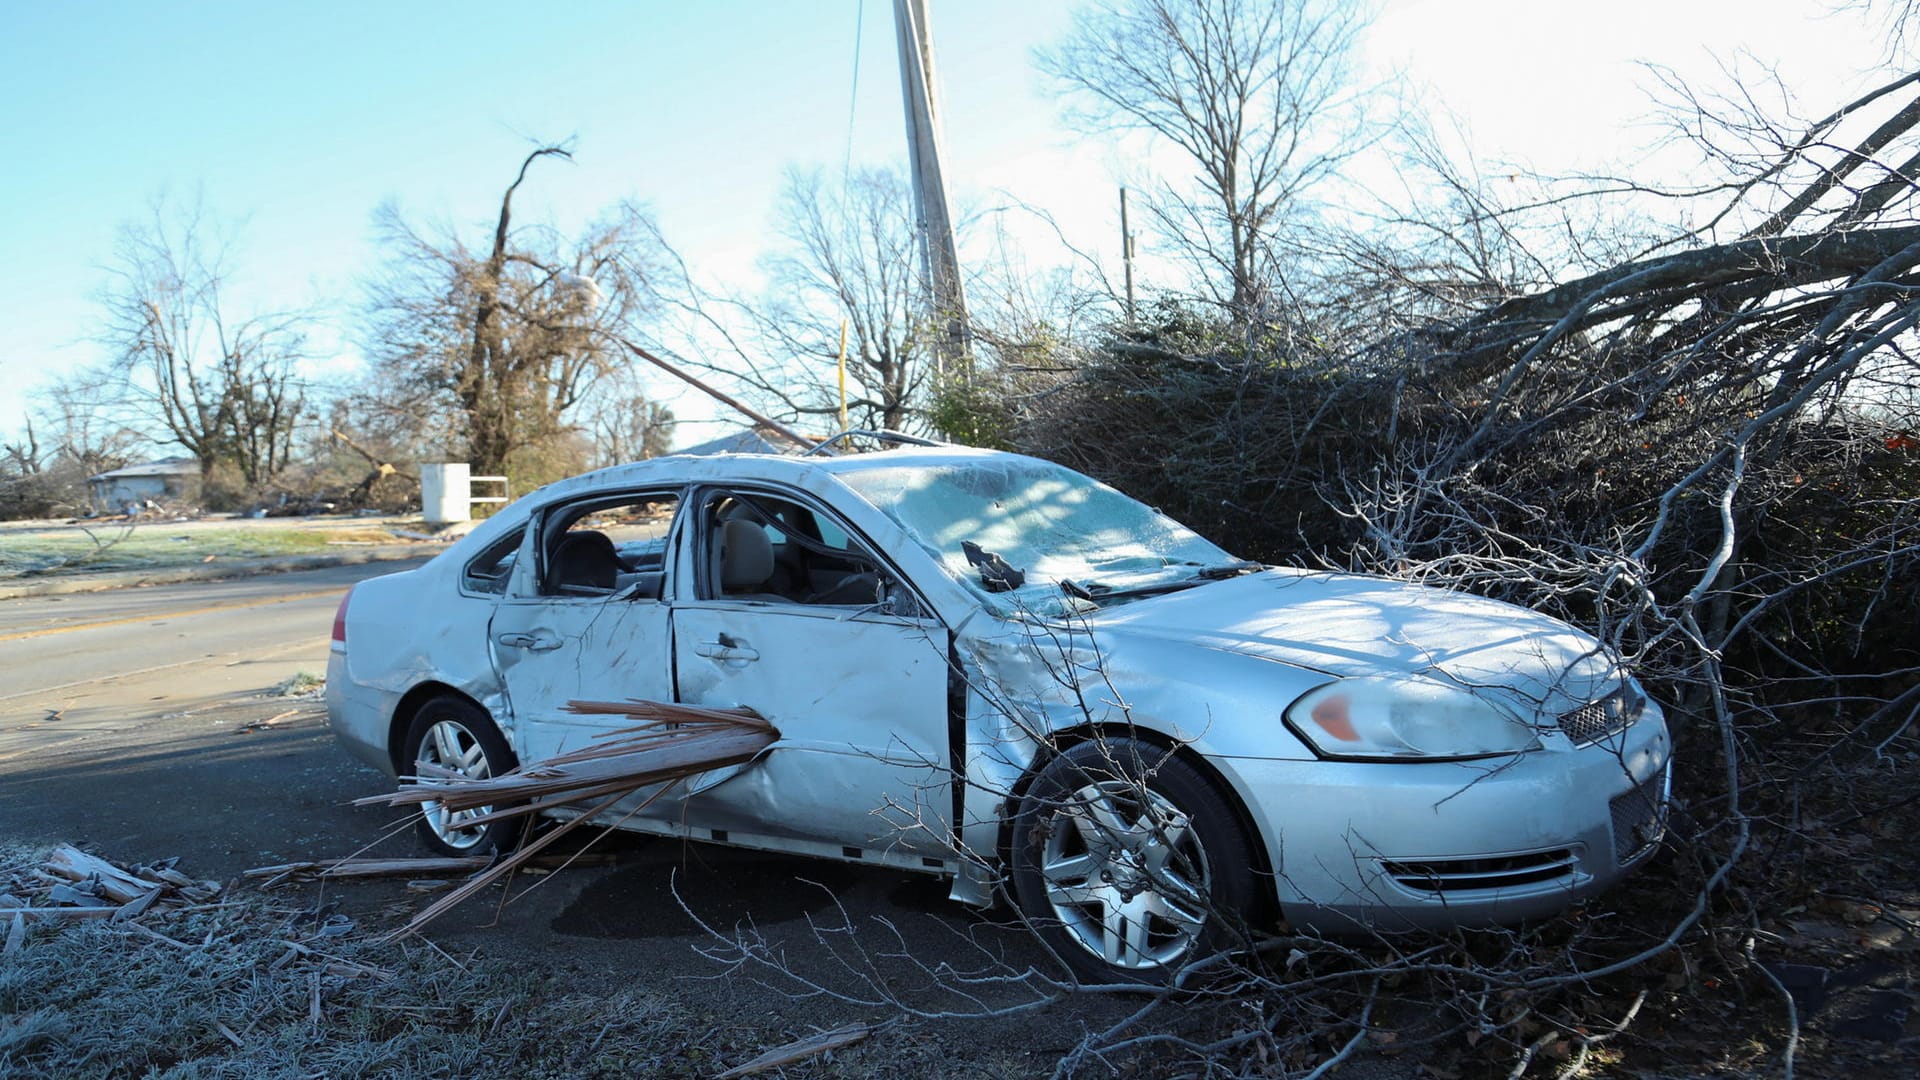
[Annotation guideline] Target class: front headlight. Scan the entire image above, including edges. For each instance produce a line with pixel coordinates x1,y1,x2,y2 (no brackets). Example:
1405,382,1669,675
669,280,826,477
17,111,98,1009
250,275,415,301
1283,676,1540,761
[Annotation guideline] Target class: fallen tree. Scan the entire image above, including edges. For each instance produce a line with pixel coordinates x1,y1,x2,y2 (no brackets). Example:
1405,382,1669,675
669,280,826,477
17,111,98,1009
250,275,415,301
1003,55,1920,1078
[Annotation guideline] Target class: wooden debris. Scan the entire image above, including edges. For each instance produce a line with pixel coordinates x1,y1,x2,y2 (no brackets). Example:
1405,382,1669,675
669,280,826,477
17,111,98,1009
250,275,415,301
113,885,166,922
309,701,779,940
126,922,194,949
0,845,225,942
714,1024,873,1079
356,701,777,816
47,883,113,908
243,856,493,882
0,906,122,922
46,844,163,904
238,709,303,734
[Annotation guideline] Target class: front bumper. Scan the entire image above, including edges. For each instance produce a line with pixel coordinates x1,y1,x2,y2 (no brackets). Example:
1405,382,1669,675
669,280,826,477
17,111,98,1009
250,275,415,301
1215,713,1671,934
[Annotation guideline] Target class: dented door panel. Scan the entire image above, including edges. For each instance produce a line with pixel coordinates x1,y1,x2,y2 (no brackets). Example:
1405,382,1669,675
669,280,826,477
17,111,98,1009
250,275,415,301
671,603,955,854
490,597,676,765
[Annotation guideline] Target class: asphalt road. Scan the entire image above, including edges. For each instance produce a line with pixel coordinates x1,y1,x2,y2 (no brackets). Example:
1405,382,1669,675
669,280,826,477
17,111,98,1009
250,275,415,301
0,561,1140,1074
0,561,430,763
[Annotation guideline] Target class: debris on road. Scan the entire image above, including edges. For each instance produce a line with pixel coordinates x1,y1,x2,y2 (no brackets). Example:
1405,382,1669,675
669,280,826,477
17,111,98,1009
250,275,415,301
267,672,326,698
237,708,308,734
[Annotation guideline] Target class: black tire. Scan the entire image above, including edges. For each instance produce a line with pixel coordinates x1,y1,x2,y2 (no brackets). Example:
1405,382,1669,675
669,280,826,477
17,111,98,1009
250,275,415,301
400,695,523,858
1009,738,1256,984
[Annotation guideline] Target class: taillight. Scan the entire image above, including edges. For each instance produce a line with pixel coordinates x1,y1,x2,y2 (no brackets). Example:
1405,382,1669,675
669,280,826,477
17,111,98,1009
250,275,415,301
331,588,353,644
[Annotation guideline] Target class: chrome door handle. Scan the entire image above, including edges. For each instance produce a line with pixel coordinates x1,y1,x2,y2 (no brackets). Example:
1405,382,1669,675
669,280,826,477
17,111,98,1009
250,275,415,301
694,638,759,662
496,631,562,651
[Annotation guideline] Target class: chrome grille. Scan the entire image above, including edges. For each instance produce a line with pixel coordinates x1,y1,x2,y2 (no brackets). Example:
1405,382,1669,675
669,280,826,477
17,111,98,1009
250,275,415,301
1609,769,1668,864
1383,849,1577,893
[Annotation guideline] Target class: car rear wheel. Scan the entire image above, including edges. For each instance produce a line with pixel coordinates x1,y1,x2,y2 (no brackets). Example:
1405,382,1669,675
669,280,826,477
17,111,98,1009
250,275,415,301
401,696,521,857
1010,738,1256,984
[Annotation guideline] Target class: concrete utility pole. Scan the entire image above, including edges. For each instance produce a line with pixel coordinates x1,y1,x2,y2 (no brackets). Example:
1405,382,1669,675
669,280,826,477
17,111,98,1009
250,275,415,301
893,0,969,379
1120,186,1137,322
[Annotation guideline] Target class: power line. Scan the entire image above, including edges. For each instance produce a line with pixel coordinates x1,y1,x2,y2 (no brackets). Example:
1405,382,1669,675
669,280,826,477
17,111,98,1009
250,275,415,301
843,0,866,184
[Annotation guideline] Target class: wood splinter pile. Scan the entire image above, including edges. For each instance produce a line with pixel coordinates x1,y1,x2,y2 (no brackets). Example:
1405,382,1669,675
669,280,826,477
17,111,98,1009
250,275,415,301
351,699,778,938
1,844,224,954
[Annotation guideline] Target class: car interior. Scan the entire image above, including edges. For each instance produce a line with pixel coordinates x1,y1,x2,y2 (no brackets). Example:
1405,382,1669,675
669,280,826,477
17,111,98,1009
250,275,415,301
540,495,677,599
709,493,883,607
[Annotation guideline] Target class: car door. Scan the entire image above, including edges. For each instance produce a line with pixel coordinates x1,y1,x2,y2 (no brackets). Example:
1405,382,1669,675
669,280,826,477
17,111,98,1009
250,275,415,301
669,485,956,855
489,490,682,770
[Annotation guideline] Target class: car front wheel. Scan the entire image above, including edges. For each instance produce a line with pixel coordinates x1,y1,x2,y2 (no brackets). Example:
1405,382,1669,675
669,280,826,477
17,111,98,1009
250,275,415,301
1010,738,1256,984
400,696,520,857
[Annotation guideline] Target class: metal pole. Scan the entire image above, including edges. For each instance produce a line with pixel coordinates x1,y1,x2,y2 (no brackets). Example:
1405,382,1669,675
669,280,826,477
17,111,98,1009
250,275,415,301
836,319,850,432
1120,186,1136,323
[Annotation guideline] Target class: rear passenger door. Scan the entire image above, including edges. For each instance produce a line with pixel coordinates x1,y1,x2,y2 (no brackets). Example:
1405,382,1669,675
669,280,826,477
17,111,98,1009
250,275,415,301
489,490,681,766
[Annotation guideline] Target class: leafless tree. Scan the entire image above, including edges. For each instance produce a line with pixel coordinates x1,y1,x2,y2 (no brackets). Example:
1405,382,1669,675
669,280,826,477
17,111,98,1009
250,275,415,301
1041,0,1374,317
96,196,311,491
663,167,933,436
361,146,667,480
579,368,676,468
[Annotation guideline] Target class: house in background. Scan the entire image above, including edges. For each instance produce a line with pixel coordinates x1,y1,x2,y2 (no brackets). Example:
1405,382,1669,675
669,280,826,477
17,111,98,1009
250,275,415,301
87,458,200,512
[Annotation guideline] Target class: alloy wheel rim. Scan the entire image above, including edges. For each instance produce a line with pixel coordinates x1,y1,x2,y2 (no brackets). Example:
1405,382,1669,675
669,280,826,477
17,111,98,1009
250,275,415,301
1038,779,1211,971
413,718,495,849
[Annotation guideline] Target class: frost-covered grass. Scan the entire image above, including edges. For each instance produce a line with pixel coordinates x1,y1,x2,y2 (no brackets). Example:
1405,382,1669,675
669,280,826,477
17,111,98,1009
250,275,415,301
0,527,400,578
0,841,967,1080
0,913,711,1079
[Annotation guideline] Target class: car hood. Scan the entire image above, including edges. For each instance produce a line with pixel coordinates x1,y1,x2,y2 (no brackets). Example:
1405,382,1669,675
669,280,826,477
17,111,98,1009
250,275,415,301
1087,569,1621,715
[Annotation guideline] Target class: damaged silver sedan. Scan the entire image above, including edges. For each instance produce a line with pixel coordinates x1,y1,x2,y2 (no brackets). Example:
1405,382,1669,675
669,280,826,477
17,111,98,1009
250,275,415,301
325,445,1671,982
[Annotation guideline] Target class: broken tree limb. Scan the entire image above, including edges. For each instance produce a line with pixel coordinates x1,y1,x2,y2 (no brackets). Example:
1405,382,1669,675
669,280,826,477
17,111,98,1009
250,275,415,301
1443,223,1920,376
330,428,417,481
714,1024,874,1079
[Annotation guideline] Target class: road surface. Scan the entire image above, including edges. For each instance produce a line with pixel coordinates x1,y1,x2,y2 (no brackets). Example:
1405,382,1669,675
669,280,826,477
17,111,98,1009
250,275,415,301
0,560,429,763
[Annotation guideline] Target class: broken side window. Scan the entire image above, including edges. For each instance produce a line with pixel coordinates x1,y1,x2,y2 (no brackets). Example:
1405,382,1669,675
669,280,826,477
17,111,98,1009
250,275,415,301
461,526,526,595
539,492,680,600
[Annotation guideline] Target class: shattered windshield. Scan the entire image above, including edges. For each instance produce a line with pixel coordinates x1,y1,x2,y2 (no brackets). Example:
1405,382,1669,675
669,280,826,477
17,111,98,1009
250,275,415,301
839,459,1238,615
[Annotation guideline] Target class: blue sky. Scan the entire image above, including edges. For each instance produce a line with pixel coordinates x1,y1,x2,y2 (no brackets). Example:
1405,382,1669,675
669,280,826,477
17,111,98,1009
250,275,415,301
0,0,1885,449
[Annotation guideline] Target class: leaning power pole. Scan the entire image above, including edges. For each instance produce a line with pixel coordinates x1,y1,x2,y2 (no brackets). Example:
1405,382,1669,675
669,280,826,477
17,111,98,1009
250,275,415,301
893,0,969,379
